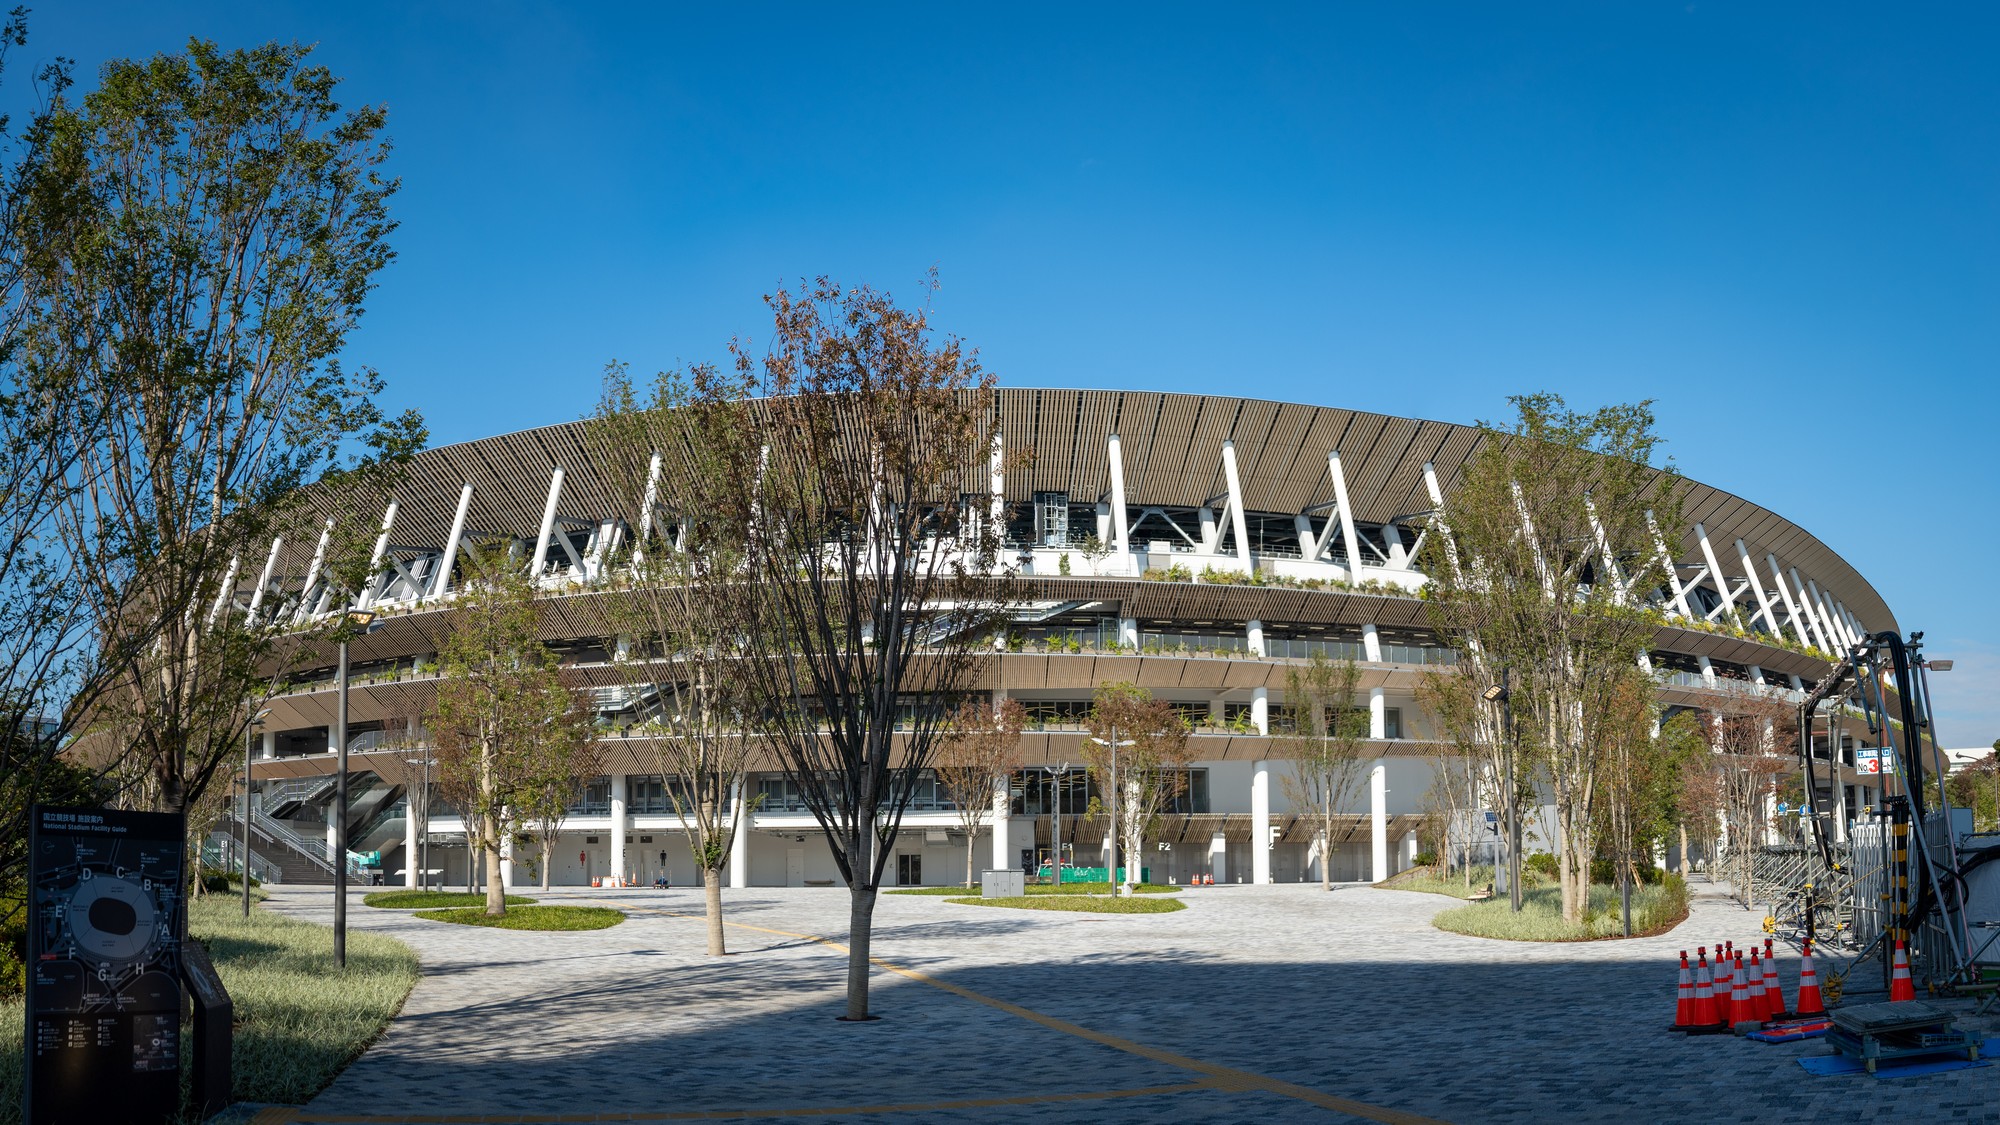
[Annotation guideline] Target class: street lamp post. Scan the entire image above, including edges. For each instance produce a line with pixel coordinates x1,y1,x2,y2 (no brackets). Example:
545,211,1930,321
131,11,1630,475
1044,762,1069,891
1482,673,1522,913
243,708,271,918
334,609,379,969
1088,732,1135,897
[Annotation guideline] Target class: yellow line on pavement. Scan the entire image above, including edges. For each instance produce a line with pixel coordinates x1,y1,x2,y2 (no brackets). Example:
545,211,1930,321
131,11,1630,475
621,901,1448,1125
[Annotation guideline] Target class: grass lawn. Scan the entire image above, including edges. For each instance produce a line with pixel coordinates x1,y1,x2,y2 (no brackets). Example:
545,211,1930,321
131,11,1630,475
413,905,624,931
364,890,535,909
2,889,421,1123
1431,880,1688,941
890,882,1180,896
946,894,1187,914
1377,864,1496,900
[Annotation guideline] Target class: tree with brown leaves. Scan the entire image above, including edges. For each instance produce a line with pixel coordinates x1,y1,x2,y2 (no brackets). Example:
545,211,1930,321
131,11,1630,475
935,698,1027,888
1083,682,1194,896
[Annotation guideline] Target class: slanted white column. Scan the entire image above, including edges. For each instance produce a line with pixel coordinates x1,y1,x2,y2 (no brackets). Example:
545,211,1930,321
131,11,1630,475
728,778,751,888
1693,523,1742,627
404,800,420,888
1736,539,1779,636
355,501,398,610
1246,619,1265,657
1250,760,1272,885
610,773,628,885
1361,622,1382,663
432,483,475,598
1382,519,1410,569
1698,655,1718,686
296,519,334,622
1370,761,1388,883
991,772,1012,872
1767,555,1814,649
1421,462,1466,582
247,536,284,618
1209,832,1228,883
633,452,665,564
208,554,242,626
1648,512,1693,619
1789,568,1834,652
1327,450,1364,576
1107,433,1131,565
529,468,566,579
1118,616,1139,649
1222,440,1252,570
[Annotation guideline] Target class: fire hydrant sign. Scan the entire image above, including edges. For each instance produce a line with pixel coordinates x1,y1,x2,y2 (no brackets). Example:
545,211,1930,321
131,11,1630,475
24,805,186,1125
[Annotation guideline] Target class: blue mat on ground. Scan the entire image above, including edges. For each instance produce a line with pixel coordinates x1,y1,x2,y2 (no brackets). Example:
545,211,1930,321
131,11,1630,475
1797,1037,2000,1079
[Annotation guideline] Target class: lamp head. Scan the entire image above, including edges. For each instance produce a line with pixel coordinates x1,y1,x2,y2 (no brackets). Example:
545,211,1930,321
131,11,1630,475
1482,685,1509,703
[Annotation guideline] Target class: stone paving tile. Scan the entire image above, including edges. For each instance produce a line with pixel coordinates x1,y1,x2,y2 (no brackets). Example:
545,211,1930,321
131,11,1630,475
261,880,2000,1124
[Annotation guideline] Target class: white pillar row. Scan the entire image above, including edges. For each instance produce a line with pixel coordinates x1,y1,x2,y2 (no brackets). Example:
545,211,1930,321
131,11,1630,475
432,483,474,598
1221,440,1252,570
1246,619,1265,657
1766,555,1814,650
1736,539,1780,637
404,802,420,889
355,500,398,610
1806,579,1844,647
1250,760,1272,885
1693,524,1741,626
529,468,566,579
1107,433,1131,563
1326,449,1364,576
1361,622,1382,663
1787,567,1833,652
991,772,1012,872
1209,832,1228,883
609,773,628,885
1370,761,1389,883
728,778,751,889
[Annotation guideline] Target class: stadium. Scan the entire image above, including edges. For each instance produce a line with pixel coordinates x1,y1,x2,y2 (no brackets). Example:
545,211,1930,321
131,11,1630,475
225,390,1896,891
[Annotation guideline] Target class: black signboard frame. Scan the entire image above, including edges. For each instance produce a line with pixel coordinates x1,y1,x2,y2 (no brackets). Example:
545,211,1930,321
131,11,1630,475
23,804,186,1125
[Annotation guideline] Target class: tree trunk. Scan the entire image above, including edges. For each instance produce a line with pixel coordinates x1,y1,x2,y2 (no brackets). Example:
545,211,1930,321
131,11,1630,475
484,840,507,916
542,837,552,891
702,865,726,956
965,824,977,890
843,883,877,1020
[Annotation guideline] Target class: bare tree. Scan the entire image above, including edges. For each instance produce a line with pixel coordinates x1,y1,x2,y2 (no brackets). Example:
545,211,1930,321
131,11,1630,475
1699,682,1797,909
1277,655,1369,890
935,698,1026,888
704,277,1009,1020
516,688,604,891
1083,682,1194,895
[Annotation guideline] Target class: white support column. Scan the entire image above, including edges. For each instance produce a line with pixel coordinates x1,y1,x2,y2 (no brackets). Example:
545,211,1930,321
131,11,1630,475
1421,462,1466,582
1369,761,1388,883
1222,440,1252,570
1361,622,1383,663
1250,760,1271,885
260,730,275,760
355,501,399,610
1807,579,1845,648
1382,519,1410,569
1402,831,1418,870
499,832,514,890
1693,524,1741,626
1790,569,1834,652
989,432,1006,539
610,773,628,886
1369,688,1387,739
297,519,334,622
1107,433,1131,565
992,773,1012,872
247,536,284,618
326,799,339,864
1246,619,1265,657
1839,603,1865,644
633,452,665,564
1326,450,1363,575
432,483,475,598
1736,539,1779,636
530,468,566,579
1767,555,1814,649
208,555,241,627
1648,512,1693,619
1251,686,1269,735
1209,832,1228,883
1698,655,1718,686
728,778,751,888
404,800,420,889
1118,616,1139,649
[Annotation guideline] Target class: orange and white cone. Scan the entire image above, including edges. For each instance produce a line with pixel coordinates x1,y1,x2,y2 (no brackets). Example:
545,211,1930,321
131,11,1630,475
1890,940,1916,1002
1693,953,1721,1028
1729,954,1755,1026
1761,939,1786,1019
1714,946,1735,1011
1745,950,1768,1021
1671,952,1701,1029
1794,941,1827,1018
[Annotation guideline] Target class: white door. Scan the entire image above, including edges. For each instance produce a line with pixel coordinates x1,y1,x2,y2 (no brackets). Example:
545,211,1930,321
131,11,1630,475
786,848,805,887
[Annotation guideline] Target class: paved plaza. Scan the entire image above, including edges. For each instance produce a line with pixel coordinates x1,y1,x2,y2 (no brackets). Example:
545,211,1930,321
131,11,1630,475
246,881,2000,1124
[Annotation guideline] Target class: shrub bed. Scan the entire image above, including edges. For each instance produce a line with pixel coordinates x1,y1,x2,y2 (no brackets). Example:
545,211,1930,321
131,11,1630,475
945,895,1186,914
1431,876,1689,941
364,890,535,909
413,905,624,931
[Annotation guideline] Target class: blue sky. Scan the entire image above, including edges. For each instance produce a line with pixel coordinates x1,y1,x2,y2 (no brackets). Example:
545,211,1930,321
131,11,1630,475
37,3,1999,743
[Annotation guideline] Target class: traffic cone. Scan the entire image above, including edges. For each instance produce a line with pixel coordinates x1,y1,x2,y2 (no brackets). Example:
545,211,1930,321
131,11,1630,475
1714,946,1734,1011
1729,954,1755,1026
1761,940,1786,1019
1745,950,1768,1020
1692,952,1721,1029
1890,940,1916,1002
1671,952,1699,1029
1794,941,1827,1018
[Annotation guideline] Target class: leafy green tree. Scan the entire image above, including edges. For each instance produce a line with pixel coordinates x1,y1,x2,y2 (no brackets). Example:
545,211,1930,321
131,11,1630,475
1421,394,1682,924
1083,682,1194,895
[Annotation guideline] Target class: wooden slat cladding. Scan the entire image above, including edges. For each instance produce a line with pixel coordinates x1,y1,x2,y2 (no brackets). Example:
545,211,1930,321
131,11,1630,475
275,390,1894,632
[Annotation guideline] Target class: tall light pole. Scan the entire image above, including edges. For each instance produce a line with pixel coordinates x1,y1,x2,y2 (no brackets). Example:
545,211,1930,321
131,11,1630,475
1482,673,1521,913
243,708,271,918
334,608,379,968
405,751,433,891
1089,732,1134,897
1044,761,1070,890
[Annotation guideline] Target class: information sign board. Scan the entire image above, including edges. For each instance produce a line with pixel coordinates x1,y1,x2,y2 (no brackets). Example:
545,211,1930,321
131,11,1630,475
1856,748,1896,776
24,805,186,1125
